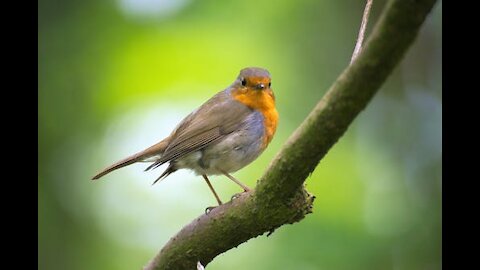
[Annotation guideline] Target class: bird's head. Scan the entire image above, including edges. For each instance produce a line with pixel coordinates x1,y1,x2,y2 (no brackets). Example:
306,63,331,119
230,67,276,113
233,67,272,92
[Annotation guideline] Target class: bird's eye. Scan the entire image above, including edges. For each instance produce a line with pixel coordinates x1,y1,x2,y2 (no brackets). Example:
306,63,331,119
268,82,271,87
241,78,247,86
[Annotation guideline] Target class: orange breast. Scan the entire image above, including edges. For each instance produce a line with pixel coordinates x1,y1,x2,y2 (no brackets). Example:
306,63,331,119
231,88,278,148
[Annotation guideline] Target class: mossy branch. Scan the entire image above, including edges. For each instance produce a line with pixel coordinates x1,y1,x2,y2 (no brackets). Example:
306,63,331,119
144,0,438,269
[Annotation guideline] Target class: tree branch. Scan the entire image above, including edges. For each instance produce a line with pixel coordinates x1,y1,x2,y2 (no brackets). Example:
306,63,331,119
351,0,373,63
144,0,438,269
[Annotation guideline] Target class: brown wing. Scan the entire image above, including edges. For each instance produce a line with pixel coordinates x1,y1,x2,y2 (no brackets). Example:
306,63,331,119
145,90,252,171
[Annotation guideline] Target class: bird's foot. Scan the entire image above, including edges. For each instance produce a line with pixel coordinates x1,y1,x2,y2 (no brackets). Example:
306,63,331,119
205,206,216,214
230,188,252,201
230,192,243,201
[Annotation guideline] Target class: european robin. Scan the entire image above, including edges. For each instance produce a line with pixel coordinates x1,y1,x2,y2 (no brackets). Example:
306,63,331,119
92,67,278,205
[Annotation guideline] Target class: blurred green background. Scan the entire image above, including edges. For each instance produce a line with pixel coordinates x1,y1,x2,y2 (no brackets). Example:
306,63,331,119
39,0,442,269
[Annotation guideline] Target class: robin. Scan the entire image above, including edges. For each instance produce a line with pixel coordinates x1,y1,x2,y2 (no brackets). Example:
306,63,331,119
92,67,278,206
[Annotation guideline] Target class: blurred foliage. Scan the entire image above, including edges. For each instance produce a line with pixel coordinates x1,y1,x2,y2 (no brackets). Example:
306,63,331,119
39,0,442,269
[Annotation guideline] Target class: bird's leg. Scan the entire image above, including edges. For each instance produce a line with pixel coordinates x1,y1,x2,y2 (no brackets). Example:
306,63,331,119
220,170,251,192
202,174,222,208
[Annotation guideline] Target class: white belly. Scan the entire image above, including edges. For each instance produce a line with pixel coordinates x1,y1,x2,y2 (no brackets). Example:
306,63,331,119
175,129,264,175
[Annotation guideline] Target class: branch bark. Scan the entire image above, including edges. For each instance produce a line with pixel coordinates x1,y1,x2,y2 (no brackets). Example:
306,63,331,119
144,0,438,269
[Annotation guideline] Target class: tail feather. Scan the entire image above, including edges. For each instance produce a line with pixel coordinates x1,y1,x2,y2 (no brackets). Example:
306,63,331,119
92,155,140,180
144,160,165,171
92,138,169,180
152,163,177,185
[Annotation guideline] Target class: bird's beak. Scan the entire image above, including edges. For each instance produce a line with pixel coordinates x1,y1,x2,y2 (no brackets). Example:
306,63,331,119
255,83,265,90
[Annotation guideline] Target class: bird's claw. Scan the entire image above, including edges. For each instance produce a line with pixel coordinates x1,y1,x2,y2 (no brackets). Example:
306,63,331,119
205,206,217,214
230,192,243,201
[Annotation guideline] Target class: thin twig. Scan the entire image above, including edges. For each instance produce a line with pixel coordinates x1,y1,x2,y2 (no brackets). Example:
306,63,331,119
351,0,373,64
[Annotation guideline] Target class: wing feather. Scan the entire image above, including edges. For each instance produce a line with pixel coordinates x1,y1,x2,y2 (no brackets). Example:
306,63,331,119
145,90,252,170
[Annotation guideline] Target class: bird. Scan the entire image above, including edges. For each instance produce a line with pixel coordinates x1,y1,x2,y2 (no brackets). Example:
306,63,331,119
92,67,278,206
